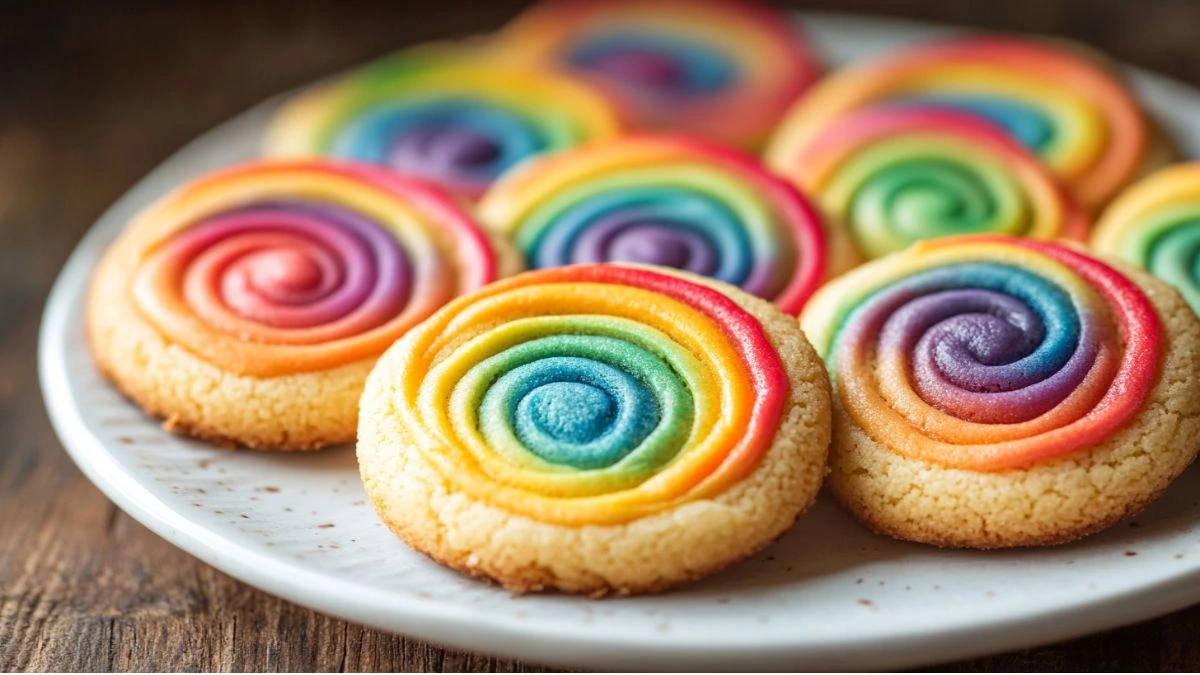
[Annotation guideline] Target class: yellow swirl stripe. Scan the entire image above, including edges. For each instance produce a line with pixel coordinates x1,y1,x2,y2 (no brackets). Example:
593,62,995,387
766,35,1154,209
125,161,502,377
772,107,1087,263
388,264,789,525
1092,163,1200,313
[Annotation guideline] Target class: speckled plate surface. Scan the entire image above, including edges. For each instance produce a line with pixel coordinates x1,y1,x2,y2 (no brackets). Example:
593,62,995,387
39,12,1200,671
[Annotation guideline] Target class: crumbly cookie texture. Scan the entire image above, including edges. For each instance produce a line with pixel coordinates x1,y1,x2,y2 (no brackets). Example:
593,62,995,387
828,262,1200,548
356,273,832,595
86,230,523,451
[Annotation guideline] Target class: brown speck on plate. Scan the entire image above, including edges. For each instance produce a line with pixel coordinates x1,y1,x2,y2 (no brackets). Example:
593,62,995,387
1124,550,1138,557
858,599,874,608
318,523,335,528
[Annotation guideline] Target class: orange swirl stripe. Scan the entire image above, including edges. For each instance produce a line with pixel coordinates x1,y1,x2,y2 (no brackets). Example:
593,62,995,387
766,36,1150,209
128,161,498,377
801,236,1161,471
391,264,788,525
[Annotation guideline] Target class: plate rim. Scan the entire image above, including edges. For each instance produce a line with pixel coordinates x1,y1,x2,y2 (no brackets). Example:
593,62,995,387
37,10,1200,670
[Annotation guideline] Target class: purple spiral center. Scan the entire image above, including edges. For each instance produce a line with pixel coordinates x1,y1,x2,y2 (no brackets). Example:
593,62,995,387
573,214,719,275
388,127,503,173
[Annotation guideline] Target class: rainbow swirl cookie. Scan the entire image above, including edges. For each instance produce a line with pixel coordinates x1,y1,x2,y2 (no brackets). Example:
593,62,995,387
1092,163,1200,314
800,235,1200,548
767,35,1166,211
264,47,624,201
494,0,821,149
478,135,840,314
86,161,522,450
357,264,831,594
769,107,1087,264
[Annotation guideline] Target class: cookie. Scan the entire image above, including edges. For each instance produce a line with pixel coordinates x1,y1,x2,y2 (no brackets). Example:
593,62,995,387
264,45,624,201
493,0,821,149
766,35,1166,210
800,235,1200,548
1092,163,1200,313
357,264,831,594
768,107,1087,264
478,134,843,314
86,161,522,450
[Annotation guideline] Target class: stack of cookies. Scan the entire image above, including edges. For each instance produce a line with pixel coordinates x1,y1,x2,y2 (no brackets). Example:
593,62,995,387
87,0,1200,595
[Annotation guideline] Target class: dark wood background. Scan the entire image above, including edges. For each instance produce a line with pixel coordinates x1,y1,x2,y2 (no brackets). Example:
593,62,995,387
4,0,1200,670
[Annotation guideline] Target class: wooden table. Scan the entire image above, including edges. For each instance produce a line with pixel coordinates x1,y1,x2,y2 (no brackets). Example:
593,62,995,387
4,0,1200,670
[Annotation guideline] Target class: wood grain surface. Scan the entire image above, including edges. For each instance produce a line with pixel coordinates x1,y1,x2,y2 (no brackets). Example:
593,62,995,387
3,0,1200,670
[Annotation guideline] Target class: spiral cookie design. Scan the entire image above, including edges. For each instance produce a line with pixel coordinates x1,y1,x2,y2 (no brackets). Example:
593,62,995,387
359,263,831,592
772,107,1087,262
128,162,503,377
1092,164,1200,313
802,236,1160,472
495,0,821,149
127,163,503,377
86,160,519,449
387,264,789,524
801,235,1200,548
766,36,1156,210
264,52,623,200
479,136,831,314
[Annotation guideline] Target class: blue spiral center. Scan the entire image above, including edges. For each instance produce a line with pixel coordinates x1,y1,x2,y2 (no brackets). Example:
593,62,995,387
474,334,694,471
520,381,616,443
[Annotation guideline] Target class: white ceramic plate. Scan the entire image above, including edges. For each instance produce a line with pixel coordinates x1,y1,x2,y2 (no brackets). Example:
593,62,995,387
39,12,1200,671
